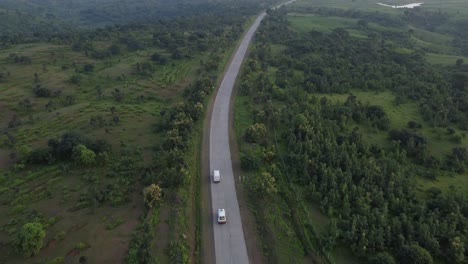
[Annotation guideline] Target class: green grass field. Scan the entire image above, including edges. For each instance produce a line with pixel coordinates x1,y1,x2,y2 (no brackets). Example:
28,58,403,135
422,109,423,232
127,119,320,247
0,35,209,263
288,13,358,33
426,53,468,65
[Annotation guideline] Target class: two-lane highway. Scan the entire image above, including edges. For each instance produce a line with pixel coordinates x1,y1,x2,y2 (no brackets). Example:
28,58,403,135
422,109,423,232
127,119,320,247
209,12,266,264
208,1,296,263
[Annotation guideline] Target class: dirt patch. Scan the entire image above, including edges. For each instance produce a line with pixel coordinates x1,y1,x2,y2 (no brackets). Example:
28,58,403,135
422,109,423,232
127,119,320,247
67,223,88,233
45,239,57,250
152,205,171,263
0,149,11,170
156,77,193,98
65,248,80,257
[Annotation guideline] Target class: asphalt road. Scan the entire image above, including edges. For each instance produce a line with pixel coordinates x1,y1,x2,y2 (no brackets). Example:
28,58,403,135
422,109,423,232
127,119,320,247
209,12,266,264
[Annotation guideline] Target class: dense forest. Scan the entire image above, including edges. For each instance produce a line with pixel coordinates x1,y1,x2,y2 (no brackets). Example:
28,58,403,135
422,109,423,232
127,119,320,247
236,5,468,264
0,0,272,45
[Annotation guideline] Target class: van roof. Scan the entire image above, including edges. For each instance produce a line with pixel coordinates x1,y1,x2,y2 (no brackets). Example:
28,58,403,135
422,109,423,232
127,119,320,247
217,208,225,216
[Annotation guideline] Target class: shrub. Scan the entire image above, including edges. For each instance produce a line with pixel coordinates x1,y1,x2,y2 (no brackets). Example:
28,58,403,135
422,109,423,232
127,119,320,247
76,242,88,250
244,123,267,144
15,222,45,257
70,74,83,85
143,184,163,208
33,85,51,97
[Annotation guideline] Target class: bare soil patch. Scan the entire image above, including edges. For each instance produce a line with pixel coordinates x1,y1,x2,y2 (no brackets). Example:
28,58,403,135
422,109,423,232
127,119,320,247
152,205,171,263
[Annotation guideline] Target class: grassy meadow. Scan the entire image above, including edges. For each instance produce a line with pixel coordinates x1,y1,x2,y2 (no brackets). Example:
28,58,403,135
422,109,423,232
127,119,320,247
0,40,180,263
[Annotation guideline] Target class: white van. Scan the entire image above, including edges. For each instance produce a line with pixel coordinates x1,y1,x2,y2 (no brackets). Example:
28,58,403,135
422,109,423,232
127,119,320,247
213,170,220,183
217,208,227,224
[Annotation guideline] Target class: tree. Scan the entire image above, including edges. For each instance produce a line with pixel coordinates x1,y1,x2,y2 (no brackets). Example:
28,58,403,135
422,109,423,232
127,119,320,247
244,123,267,144
108,44,121,55
398,244,433,264
143,184,163,208
73,144,96,165
112,88,124,102
447,236,465,263
15,222,45,257
83,63,94,72
246,171,277,198
368,252,396,264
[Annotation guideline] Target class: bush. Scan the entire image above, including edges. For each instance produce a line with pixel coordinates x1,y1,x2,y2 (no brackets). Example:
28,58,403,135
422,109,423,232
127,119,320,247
72,144,96,165
70,74,83,85
244,123,267,144
33,85,51,97
27,148,51,164
240,147,261,171
83,63,94,72
15,222,45,257
143,184,163,208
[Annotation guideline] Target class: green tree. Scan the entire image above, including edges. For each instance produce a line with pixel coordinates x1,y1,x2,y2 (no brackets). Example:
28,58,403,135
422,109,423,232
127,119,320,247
72,144,96,165
447,237,465,263
398,244,433,264
143,184,163,208
244,123,267,144
112,88,125,102
246,171,277,198
368,252,396,264
15,222,45,257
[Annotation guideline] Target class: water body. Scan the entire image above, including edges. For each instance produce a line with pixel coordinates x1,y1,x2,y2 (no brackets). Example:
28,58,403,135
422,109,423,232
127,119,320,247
377,2,424,8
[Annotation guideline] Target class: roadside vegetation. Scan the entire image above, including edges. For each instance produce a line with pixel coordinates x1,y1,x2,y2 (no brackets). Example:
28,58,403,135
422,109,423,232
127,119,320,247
0,0,279,263
236,2,468,263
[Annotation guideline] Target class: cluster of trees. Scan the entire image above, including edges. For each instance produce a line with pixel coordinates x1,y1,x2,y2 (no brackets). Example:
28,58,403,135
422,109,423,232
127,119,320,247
324,95,391,131
25,132,110,166
238,9,468,263
9,53,32,64
0,0,278,47
401,9,449,32
144,77,213,189
259,11,468,130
